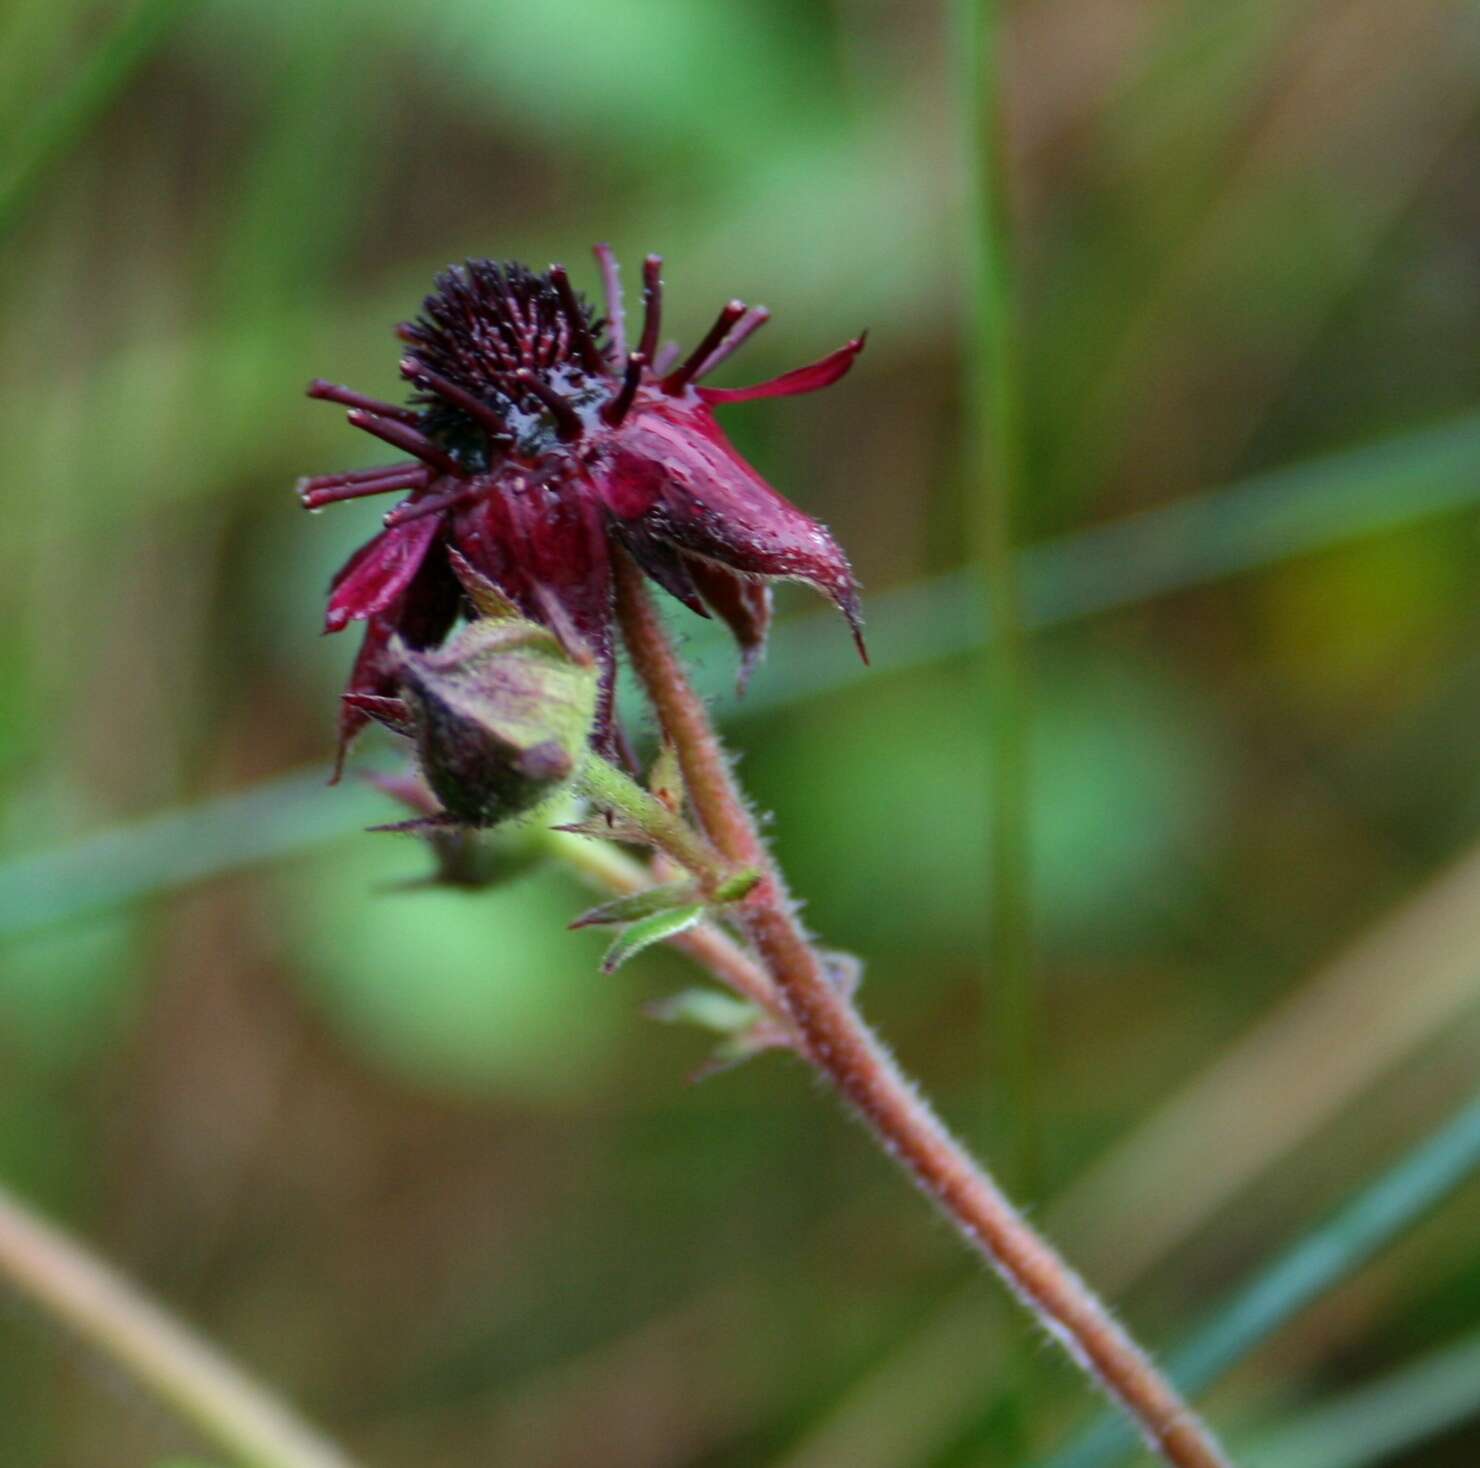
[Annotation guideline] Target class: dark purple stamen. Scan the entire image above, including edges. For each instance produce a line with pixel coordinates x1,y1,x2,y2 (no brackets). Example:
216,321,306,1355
549,264,606,377
398,356,509,442
346,410,467,477
694,305,771,381
593,243,626,362
602,351,648,427
511,368,583,441
308,380,420,424
383,485,477,528
300,462,419,491
663,300,747,394
638,254,663,365
300,468,431,509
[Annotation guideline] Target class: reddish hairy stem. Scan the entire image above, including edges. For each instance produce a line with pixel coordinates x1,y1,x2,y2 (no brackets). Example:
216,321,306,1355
610,552,1229,1468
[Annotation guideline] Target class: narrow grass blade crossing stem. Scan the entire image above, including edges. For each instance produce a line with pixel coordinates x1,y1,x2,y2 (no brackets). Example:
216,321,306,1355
1245,1326,1480,1468
0,0,201,247
1044,1093,1480,1468
6,412,1480,941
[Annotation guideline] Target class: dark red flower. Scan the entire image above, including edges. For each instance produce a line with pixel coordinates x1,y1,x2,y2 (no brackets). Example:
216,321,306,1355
299,248,865,777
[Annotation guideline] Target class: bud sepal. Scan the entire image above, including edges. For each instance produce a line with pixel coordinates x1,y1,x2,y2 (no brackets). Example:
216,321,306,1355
395,616,599,828
600,905,707,974
644,987,794,1081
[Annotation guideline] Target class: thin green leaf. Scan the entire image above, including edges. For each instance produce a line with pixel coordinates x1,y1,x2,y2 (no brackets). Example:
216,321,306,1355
644,988,760,1035
711,868,761,904
570,879,700,930
600,905,706,974
1043,1092,1480,1468
647,739,685,811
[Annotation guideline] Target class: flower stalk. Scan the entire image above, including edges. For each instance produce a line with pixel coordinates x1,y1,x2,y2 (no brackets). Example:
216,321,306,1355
572,753,730,890
298,247,1229,1467
611,552,1231,1468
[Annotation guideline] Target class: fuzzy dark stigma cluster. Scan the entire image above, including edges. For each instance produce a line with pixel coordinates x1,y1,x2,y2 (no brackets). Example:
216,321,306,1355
299,244,867,778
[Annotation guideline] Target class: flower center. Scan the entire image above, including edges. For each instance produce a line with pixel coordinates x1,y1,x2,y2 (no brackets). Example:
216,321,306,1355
399,260,609,470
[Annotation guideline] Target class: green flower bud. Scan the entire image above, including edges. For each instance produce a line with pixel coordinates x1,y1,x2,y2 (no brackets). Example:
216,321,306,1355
397,617,598,828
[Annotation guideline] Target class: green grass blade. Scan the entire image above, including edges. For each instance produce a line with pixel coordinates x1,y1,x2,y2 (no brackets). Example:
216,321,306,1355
4,412,1480,941
1043,1092,1480,1468
958,0,1039,1193
0,0,201,249
0,770,385,938
1245,1326,1480,1468
726,410,1480,720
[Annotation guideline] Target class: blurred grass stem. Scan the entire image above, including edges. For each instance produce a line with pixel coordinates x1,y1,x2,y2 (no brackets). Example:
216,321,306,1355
958,0,1038,1190
611,552,1229,1468
0,0,200,249
0,1182,355,1468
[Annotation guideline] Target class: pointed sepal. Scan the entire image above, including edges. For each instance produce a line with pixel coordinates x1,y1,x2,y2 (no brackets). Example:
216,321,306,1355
399,616,599,827
551,811,659,848
570,878,701,930
711,867,762,904
446,545,524,622
341,693,415,737
648,739,685,813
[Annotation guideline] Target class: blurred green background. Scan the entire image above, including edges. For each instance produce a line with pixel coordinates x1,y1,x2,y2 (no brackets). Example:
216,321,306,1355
2,1,1479,1465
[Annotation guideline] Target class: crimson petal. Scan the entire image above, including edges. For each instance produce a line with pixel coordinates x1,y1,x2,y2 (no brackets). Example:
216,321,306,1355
450,470,620,742
325,515,442,632
696,334,864,404
332,538,460,780
615,523,710,619
596,400,865,660
333,619,401,782
451,473,611,659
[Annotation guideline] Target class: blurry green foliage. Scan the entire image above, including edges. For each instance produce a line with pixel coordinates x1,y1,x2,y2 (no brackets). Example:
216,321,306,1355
752,655,1223,956
0,914,140,1069
279,842,621,1101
